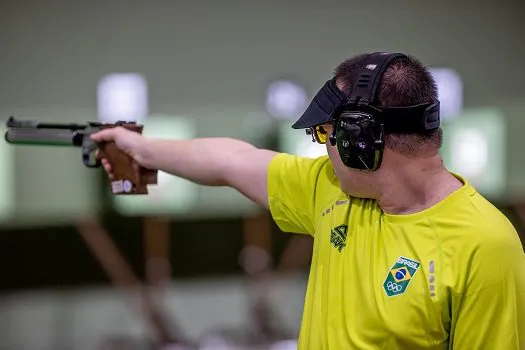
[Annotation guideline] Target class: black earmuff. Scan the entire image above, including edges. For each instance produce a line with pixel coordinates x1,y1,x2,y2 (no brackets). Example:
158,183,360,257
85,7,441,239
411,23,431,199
334,112,384,170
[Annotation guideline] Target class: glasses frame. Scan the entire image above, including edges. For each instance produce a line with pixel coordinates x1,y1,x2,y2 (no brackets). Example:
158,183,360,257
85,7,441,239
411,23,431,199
306,124,331,144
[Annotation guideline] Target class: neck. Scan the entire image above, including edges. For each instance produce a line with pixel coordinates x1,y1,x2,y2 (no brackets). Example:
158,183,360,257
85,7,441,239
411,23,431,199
377,156,463,215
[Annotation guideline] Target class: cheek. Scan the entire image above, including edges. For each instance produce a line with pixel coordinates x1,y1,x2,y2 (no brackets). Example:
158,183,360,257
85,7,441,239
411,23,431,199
326,144,345,173
325,142,337,159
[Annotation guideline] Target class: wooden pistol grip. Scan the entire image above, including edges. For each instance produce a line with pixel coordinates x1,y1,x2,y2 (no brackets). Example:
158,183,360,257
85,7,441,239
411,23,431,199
141,168,158,185
99,142,147,194
98,123,158,195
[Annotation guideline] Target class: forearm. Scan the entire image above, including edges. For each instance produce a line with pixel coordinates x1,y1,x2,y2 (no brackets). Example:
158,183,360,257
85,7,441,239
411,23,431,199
138,137,257,186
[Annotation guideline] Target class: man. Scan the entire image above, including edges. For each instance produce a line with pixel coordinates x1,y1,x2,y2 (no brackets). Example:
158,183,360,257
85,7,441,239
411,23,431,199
91,52,525,349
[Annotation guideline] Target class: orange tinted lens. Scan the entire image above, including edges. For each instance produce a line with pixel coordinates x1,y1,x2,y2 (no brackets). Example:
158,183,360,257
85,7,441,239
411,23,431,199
314,125,328,144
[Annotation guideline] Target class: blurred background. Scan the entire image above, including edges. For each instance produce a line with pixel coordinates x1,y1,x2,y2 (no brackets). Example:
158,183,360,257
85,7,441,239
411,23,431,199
0,0,524,349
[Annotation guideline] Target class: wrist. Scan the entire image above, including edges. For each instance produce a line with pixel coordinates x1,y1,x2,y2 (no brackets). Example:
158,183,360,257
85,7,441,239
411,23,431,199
134,135,155,168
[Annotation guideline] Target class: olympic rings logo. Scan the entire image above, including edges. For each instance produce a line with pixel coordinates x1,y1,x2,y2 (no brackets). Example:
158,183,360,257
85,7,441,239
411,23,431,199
386,281,403,292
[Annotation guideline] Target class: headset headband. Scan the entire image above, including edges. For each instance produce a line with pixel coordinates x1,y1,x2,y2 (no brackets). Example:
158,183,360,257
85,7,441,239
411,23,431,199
347,52,405,106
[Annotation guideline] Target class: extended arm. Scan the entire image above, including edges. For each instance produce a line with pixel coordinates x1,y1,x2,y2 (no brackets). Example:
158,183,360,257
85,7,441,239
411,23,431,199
140,137,278,208
91,128,278,209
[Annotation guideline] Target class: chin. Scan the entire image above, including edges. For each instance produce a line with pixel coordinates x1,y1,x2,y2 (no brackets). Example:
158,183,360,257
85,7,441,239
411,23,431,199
336,171,376,199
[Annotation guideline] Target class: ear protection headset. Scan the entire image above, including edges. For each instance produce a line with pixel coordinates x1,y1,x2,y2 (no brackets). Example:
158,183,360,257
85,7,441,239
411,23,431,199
294,52,440,171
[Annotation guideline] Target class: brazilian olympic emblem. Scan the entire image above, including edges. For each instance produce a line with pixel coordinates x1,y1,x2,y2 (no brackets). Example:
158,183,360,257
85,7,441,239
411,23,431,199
383,256,420,297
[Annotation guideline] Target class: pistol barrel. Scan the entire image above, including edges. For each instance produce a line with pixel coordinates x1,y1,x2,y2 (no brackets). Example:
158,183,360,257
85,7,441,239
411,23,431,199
5,128,83,146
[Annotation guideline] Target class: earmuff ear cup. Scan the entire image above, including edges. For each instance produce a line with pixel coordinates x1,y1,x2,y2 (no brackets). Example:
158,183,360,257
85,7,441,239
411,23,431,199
333,114,385,171
335,120,354,168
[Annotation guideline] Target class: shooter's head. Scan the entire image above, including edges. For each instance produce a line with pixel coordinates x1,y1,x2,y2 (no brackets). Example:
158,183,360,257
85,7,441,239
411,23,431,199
297,52,443,199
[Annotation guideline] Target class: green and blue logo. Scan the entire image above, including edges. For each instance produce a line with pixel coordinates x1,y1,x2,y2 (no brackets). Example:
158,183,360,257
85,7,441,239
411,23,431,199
383,256,420,297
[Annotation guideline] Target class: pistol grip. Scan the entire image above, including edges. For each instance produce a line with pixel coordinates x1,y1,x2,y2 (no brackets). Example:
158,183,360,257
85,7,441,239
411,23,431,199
96,123,158,195
141,168,158,185
99,142,148,195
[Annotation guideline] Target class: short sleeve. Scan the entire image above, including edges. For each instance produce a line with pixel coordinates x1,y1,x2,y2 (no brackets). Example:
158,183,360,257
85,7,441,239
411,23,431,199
267,153,330,236
450,229,525,349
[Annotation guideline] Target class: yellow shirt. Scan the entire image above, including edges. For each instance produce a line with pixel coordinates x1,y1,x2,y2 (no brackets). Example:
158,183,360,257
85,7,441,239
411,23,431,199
267,153,525,350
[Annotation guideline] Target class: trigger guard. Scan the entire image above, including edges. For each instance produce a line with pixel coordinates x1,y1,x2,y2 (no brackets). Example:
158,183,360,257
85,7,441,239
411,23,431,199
83,150,101,168
82,139,101,168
